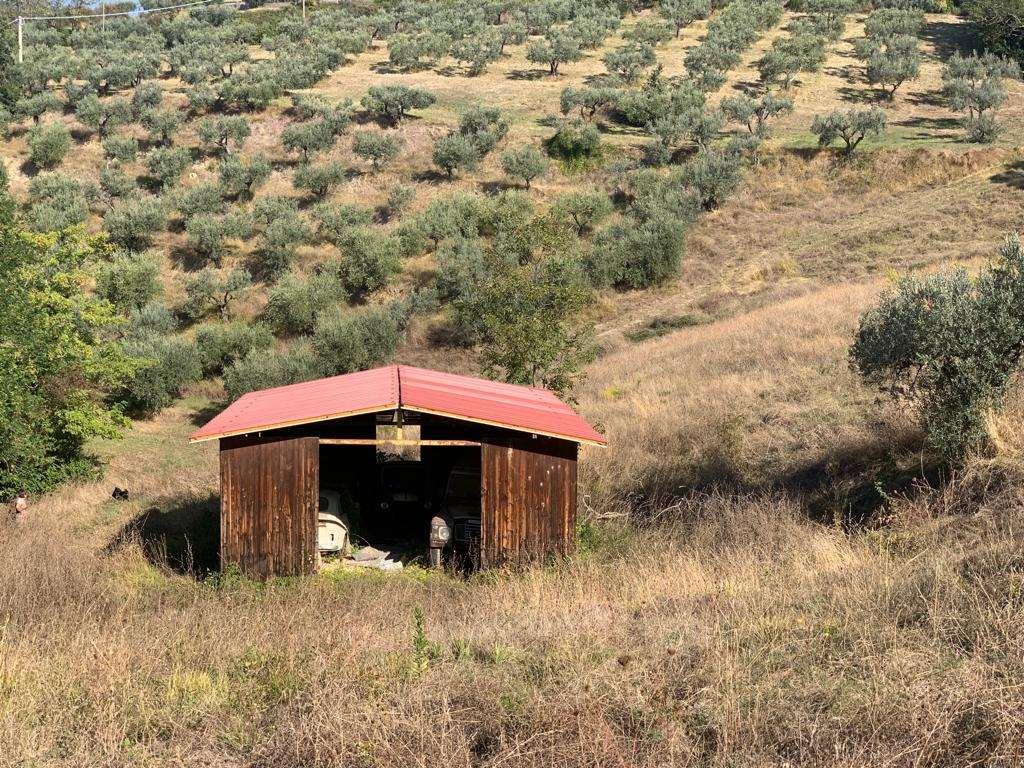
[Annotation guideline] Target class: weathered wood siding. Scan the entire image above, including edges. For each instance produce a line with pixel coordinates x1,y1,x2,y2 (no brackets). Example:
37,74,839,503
220,435,319,579
480,438,577,565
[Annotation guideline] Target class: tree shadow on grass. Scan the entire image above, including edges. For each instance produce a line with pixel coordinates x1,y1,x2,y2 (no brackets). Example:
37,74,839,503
990,159,1024,191
920,18,980,60
507,68,549,81
105,492,220,577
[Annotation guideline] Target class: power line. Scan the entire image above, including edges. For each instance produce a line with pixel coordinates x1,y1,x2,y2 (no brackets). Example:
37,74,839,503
16,0,241,23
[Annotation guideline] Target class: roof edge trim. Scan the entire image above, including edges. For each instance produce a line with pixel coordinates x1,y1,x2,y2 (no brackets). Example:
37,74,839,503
189,403,398,443
399,405,607,447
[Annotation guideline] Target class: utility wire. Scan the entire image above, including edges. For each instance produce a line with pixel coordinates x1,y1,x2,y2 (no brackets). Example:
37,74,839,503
11,0,242,23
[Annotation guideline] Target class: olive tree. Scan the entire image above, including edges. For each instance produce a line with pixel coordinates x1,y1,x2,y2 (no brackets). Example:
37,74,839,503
94,251,161,314
181,267,252,320
197,115,251,155
146,147,192,189
293,161,348,199
432,133,480,178
75,94,133,137
851,234,1024,459
27,123,71,169
352,130,403,172
658,0,711,37
104,197,167,251
942,52,1021,143
282,120,334,163
141,108,185,147
361,85,436,126
526,29,583,76
603,43,656,83
500,144,549,189
218,153,271,201
810,107,886,154
551,190,613,236
721,91,793,137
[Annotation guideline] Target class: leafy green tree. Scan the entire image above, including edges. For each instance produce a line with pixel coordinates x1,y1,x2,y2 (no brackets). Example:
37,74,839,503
964,0,1024,62
0,223,133,494
99,164,136,201
75,94,133,137
432,133,481,178
678,148,743,209
185,212,251,264
223,341,323,402
811,107,886,154
864,8,924,41
603,43,657,83
27,122,71,169
197,115,251,155
851,234,1024,458
131,81,164,116
467,256,594,397
658,0,711,36
758,31,827,90
590,216,687,289
500,144,549,189
551,190,613,236
0,26,23,110
458,104,511,156
942,52,1021,143
255,204,311,278
94,251,161,313
26,173,96,232
361,85,436,126
352,130,403,171
526,29,583,75
177,182,225,221
218,153,271,201
382,184,415,220
560,85,619,120
146,147,192,189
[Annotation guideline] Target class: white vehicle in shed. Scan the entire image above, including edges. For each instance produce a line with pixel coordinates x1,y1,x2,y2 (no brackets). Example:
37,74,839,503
318,489,352,555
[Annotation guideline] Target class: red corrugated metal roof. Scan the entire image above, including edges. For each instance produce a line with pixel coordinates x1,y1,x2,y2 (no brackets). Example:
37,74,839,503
190,365,606,445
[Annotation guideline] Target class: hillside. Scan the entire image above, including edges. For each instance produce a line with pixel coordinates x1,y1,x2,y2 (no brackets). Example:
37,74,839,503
3,0,1024,764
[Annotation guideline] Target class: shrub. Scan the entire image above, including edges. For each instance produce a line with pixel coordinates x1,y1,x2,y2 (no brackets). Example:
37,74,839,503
624,19,675,47
757,31,827,90
185,212,251,264
218,153,271,201
352,130,403,172
27,123,71,169
146,147,192,189
435,236,490,304
257,212,311,278
361,85,435,126
860,35,921,99
103,135,140,163
16,91,62,125
293,161,347,198
116,335,202,417
659,0,712,36
95,251,161,313
104,197,167,251
261,270,348,336
312,305,404,376
127,301,176,339
195,321,274,376
223,341,323,402
548,118,600,161
330,228,400,300
500,145,549,189
851,234,1024,458
451,30,502,75
811,107,887,154
432,134,480,179
721,92,793,137
131,81,163,115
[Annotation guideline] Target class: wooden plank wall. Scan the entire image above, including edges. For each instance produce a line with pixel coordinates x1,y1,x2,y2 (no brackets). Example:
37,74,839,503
220,435,319,579
480,438,578,565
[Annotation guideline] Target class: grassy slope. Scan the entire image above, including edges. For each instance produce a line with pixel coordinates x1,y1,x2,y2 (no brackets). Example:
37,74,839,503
3,8,1024,767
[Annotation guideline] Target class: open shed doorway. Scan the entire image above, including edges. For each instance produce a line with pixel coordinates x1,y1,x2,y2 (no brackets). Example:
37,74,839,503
318,443,481,568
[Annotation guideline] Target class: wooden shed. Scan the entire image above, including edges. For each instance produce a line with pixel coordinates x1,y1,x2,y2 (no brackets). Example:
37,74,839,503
190,365,606,578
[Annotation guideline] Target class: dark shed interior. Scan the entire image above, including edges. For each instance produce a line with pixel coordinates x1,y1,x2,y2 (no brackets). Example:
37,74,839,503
218,409,580,578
